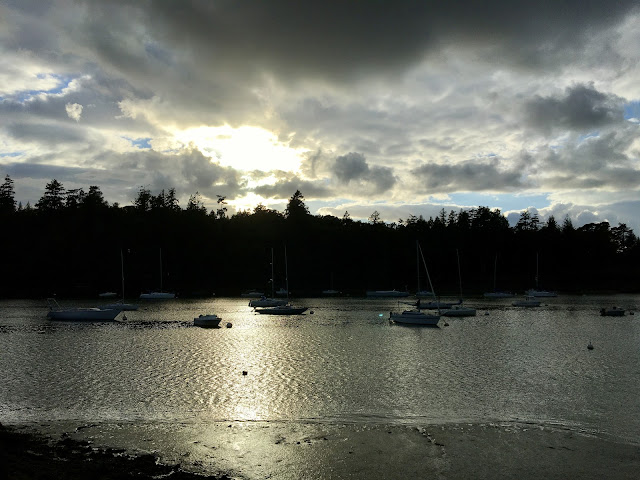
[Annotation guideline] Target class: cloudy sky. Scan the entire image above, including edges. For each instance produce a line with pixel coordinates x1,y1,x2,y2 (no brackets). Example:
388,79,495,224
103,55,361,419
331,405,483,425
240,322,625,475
1,0,639,230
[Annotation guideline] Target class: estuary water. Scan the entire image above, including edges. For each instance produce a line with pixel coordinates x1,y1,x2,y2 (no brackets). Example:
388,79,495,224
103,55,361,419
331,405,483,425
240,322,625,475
1,295,640,477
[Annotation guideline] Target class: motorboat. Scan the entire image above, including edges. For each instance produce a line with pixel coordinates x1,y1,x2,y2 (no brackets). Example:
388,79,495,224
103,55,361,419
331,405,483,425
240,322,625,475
255,304,308,315
600,307,625,317
194,314,222,328
249,297,288,307
512,296,541,307
389,309,440,326
46,298,121,321
442,304,477,317
366,290,410,298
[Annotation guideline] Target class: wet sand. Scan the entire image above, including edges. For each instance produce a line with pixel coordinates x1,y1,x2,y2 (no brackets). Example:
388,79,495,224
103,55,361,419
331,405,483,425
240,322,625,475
3,421,640,479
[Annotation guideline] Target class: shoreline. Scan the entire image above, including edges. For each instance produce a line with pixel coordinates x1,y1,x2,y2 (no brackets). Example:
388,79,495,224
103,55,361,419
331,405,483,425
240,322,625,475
3,420,640,479
0,422,230,480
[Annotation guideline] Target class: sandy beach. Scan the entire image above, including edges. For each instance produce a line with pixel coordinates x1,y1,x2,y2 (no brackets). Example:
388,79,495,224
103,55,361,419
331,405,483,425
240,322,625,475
3,421,639,479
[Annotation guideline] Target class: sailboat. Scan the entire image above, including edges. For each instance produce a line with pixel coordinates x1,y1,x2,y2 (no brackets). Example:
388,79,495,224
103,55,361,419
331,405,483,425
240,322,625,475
526,252,557,297
390,242,440,326
415,240,433,298
483,254,514,298
249,248,287,307
255,246,308,315
103,250,139,311
140,248,176,299
443,250,476,317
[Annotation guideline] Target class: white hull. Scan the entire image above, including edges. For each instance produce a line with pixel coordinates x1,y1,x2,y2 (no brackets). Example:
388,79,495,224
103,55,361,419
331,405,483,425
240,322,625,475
390,310,440,325
140,292,176,299
194,314,222,328
366,290,410,298
249,298,288,307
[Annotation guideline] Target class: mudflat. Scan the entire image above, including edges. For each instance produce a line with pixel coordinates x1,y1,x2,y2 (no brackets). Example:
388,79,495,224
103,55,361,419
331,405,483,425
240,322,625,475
2,421,639,479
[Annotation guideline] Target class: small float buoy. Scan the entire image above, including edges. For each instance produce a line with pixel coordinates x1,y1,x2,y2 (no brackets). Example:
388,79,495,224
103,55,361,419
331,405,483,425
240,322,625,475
122,314,127,321
226,322,232,328
242,371,248,376
310,310,314,314
587,341,594,350
444,321,449,326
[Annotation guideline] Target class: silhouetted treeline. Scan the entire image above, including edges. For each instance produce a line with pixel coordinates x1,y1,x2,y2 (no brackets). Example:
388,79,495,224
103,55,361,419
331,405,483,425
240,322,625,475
1,176,639,298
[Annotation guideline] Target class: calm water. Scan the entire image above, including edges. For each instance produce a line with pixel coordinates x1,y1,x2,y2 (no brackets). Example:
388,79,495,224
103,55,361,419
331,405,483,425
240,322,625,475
2,295,640,473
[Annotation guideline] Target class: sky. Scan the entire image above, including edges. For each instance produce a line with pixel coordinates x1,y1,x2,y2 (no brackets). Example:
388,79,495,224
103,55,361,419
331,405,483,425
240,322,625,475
1,0,639,231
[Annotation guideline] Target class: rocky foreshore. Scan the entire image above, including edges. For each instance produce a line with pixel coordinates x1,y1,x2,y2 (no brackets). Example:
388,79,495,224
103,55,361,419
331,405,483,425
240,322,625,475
0,423,230,480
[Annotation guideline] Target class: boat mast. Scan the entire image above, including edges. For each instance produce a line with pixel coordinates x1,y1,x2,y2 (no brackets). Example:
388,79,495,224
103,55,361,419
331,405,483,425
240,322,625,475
271,248,275,298
284,245,289,302
159,247,163,292
418,242,440,314
121,249,125,302
456,249,463,302
493,254,497,292
416,240,421,293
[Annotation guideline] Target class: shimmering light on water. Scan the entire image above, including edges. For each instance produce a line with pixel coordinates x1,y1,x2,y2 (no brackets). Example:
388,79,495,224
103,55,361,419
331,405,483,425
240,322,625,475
1,295,640,444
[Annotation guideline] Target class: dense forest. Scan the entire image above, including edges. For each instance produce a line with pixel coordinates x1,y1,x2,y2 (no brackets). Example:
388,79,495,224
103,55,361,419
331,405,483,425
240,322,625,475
1,175,639,299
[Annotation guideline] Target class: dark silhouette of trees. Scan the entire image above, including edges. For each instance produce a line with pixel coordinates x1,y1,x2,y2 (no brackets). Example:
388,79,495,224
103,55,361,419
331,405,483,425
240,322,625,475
0,178,639,298
35,179,65,212
0,174,16,214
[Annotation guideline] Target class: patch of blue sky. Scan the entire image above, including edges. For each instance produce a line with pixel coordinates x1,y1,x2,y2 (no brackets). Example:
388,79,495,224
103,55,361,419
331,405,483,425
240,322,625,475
447,192,551,212
14,74,75,102
124,137,151,149
624,101,640,120
0,152,22,158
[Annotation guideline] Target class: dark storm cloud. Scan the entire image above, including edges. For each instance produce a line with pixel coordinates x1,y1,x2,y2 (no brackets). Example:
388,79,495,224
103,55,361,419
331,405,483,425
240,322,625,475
411,160,525,192
144,0,638,80
5,122,86,145
525,84,625,134
332,152,396,193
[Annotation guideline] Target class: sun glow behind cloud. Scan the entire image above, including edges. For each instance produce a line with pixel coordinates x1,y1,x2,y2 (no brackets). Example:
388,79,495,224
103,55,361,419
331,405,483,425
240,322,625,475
172,125,307,173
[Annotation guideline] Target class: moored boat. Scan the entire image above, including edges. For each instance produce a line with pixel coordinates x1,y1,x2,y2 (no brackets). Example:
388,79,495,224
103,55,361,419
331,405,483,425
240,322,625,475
389,309,440,326
194,314,222,328
47,298,121,321
600,307,625,317
255,304,308,315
